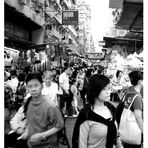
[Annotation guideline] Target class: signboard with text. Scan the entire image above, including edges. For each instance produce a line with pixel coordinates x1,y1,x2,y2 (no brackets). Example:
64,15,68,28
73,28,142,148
62,11,78,25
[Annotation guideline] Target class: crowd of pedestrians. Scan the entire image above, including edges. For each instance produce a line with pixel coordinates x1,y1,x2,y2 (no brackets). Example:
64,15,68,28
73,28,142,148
4,63,143,148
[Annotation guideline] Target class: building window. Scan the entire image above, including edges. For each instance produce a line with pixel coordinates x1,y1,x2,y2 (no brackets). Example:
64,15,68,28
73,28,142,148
5,22,30,41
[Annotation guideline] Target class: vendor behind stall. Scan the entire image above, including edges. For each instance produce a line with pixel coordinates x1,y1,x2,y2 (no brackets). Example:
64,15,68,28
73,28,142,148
110,70,129,102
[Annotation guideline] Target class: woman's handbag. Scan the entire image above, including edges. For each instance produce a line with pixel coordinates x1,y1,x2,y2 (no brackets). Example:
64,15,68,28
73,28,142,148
119,94,142,145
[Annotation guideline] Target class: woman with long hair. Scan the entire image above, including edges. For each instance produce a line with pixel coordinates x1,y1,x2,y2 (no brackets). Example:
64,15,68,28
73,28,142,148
72,74,122,148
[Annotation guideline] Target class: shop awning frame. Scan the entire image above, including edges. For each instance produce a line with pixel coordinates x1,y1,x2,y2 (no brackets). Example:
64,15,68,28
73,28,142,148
115,1,143,31
103,36,143,48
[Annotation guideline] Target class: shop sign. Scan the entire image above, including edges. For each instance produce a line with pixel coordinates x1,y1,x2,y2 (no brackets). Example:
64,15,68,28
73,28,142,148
98,41,105,46
107,28,128,37
109,0,123,8
62,11,78,25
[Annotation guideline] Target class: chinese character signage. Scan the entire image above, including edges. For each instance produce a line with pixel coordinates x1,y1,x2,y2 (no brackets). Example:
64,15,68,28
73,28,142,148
62,11,78,25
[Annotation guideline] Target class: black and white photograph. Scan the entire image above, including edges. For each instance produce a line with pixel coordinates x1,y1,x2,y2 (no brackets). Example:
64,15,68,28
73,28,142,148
3,0,145,148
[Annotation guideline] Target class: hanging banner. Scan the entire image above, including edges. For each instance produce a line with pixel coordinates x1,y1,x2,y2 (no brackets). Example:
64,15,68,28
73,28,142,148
62,10,78,25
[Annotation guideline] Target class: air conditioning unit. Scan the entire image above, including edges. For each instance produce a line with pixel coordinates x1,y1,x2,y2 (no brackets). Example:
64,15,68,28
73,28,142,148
49,25,52,30
18,0,27,5
35,6,40,13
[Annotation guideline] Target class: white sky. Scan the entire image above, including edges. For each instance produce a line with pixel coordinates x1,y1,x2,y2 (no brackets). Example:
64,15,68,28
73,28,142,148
80,0,112,51
88,0,111,39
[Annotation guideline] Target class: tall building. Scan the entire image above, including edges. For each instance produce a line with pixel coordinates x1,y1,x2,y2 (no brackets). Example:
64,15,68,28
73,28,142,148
76,0,94,54
4,0,79,69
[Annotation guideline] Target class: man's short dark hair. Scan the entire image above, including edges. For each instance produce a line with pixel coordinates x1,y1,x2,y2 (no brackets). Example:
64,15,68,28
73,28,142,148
25,73,43,84
128,70,143,86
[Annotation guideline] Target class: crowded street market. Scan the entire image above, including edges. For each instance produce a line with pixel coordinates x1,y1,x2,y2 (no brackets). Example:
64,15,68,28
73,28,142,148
4,0,143,148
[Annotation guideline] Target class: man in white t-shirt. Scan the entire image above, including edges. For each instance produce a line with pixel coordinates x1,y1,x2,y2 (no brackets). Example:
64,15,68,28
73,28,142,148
42,71,59,105
58,65,73,113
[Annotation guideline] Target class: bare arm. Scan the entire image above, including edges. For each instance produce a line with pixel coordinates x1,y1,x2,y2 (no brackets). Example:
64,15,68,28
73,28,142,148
42,127,62,137
30,126,63,142
30,106,64,142
134,109,143,133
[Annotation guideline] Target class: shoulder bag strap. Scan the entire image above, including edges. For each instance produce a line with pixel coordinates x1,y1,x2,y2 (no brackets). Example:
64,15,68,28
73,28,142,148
128,94,139,110
120,88,128,102
23,96,32,115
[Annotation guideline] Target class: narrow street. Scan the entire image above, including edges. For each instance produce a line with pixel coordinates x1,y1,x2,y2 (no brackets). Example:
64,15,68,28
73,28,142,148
4,0,143,148
59,117,77,148
59,96,83,148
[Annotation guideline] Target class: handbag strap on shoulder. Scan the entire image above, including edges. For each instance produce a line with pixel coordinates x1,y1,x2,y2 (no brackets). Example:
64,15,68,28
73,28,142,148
128,94,139,109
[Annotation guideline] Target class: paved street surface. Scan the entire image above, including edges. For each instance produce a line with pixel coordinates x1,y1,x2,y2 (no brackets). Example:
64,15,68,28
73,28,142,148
59,117,77,148
59,96,83,148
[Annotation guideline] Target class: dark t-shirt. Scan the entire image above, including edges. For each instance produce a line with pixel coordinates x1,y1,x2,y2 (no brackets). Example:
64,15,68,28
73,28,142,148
26,96,64,148
126,87,143,111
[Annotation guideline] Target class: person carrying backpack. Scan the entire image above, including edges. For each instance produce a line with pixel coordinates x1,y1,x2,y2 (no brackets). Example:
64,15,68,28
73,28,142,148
116,70,143,148
11,73,64,148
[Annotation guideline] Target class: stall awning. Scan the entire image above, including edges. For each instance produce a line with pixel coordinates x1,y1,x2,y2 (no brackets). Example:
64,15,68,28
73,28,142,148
115,2,143,31
103,36,143,48
124,31,143,40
